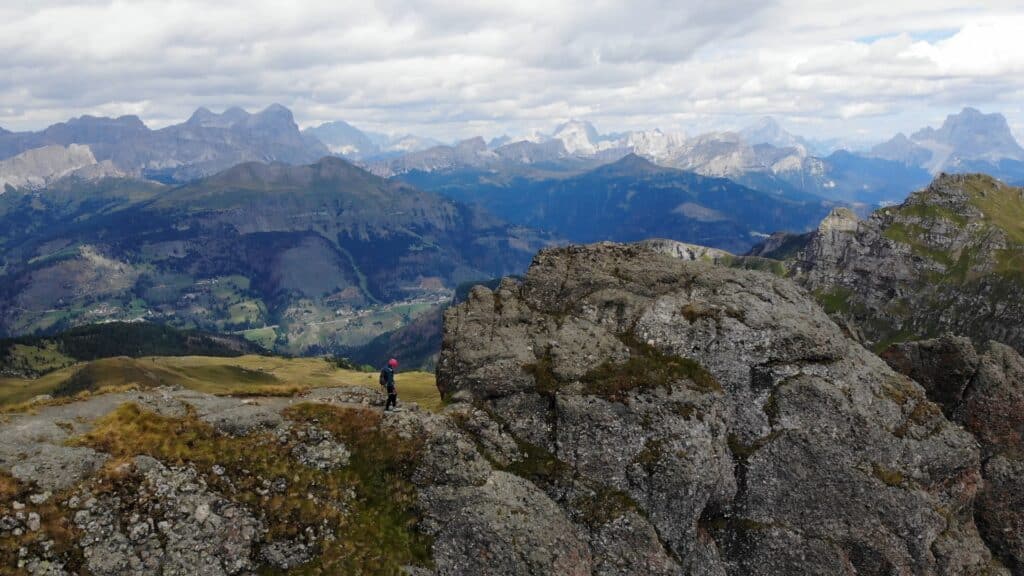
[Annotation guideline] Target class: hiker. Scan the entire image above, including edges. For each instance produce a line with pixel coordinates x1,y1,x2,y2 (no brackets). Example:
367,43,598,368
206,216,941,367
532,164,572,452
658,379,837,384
380,358,399,411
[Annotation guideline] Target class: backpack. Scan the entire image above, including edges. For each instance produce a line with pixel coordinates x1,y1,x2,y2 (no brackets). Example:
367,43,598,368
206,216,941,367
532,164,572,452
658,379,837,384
379,368,388,387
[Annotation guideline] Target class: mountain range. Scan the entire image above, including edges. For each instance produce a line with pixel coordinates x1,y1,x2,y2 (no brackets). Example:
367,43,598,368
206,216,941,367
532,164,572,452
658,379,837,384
0,157,551,354
360,116,943,206
3,104,1022,208
0,104,329,183
400,154,835,253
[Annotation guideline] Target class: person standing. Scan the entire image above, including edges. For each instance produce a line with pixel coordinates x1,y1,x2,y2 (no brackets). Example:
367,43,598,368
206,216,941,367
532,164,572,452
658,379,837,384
381,358,399,411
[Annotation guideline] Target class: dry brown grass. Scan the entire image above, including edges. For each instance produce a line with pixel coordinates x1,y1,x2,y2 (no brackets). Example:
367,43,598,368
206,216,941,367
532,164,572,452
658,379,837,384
1,355,442,412
72,401,433,574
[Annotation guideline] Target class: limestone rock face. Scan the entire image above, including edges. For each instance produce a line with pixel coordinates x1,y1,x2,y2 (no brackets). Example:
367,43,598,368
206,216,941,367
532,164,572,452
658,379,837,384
0,144,122,191
884,336,1024,572
439,241,1003,575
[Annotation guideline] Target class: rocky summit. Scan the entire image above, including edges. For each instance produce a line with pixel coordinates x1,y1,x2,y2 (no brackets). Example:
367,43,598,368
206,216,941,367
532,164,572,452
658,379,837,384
772,173,1024,353
0,239,1015,575
439,241,1004,575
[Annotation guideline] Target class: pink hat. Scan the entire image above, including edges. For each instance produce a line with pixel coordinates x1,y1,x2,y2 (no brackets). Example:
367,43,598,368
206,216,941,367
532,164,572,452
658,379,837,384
388,358,399,368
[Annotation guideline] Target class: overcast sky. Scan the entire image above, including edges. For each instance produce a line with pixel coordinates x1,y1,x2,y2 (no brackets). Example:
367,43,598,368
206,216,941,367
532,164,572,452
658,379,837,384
1,0,1023,145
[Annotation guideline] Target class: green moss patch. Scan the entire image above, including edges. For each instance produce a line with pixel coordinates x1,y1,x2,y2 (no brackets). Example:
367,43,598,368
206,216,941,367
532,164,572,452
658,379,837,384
722,255,790,278
900,203,969,227
522,354,562,397
581,335,720,402
633,438,669,475
726,432,781,461
815,287,854,315
506,436,570,488
572,487,640,527
876,375,925,406
72,402,432,574
871,463,905,488
994,249,1024,279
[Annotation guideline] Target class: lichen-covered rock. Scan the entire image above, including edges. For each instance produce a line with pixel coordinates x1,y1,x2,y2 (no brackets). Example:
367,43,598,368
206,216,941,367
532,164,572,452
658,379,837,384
884,335,1024,573
417,470,594,576
439,241,1004,575
72,455,262,576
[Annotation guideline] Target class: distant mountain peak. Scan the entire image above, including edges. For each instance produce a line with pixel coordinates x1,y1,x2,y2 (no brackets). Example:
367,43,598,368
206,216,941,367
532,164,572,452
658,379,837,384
553,119,601,155
873,107,1024,174
186,106,254,128
591,153,667,176
259,103,292,116
65,114,148,131
739,116,806,149
456,136,487,151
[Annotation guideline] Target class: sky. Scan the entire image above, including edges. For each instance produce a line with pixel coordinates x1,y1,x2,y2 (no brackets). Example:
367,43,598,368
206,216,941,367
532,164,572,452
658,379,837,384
1,0,1023,145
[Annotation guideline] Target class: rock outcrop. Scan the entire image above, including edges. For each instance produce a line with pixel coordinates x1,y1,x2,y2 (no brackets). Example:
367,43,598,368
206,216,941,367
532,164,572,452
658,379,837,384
883,335,1024,573
779,173,1024,353
0,144,122,191
438,241,1005,575
0,384,603,575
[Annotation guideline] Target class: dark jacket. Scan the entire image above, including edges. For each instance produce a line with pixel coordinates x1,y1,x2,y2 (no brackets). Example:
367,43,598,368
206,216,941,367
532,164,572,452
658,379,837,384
382,366,396,390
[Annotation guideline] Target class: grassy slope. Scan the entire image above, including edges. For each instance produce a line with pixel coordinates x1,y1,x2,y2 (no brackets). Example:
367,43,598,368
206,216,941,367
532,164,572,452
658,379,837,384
0,355,441,411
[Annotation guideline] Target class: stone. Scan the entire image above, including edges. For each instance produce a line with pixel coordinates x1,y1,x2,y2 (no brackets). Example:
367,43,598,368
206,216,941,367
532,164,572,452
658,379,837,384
29,492,52,505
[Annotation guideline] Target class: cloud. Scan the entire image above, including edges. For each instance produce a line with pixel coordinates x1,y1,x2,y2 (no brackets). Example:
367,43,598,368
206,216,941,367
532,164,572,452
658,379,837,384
0,0,1022,144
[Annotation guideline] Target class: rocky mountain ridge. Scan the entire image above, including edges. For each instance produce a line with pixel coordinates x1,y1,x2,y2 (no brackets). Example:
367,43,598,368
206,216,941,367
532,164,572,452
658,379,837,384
2,239,1017,574
369,118,932,206
303,120,442,160
0,105,329,183
768,173,1024,353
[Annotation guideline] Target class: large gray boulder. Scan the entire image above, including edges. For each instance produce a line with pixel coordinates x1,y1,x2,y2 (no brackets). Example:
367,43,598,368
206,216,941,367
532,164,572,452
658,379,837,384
439,241,1004,575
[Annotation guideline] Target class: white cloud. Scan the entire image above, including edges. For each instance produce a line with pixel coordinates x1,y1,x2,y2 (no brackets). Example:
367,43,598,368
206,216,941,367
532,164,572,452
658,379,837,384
0,0,1022,144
